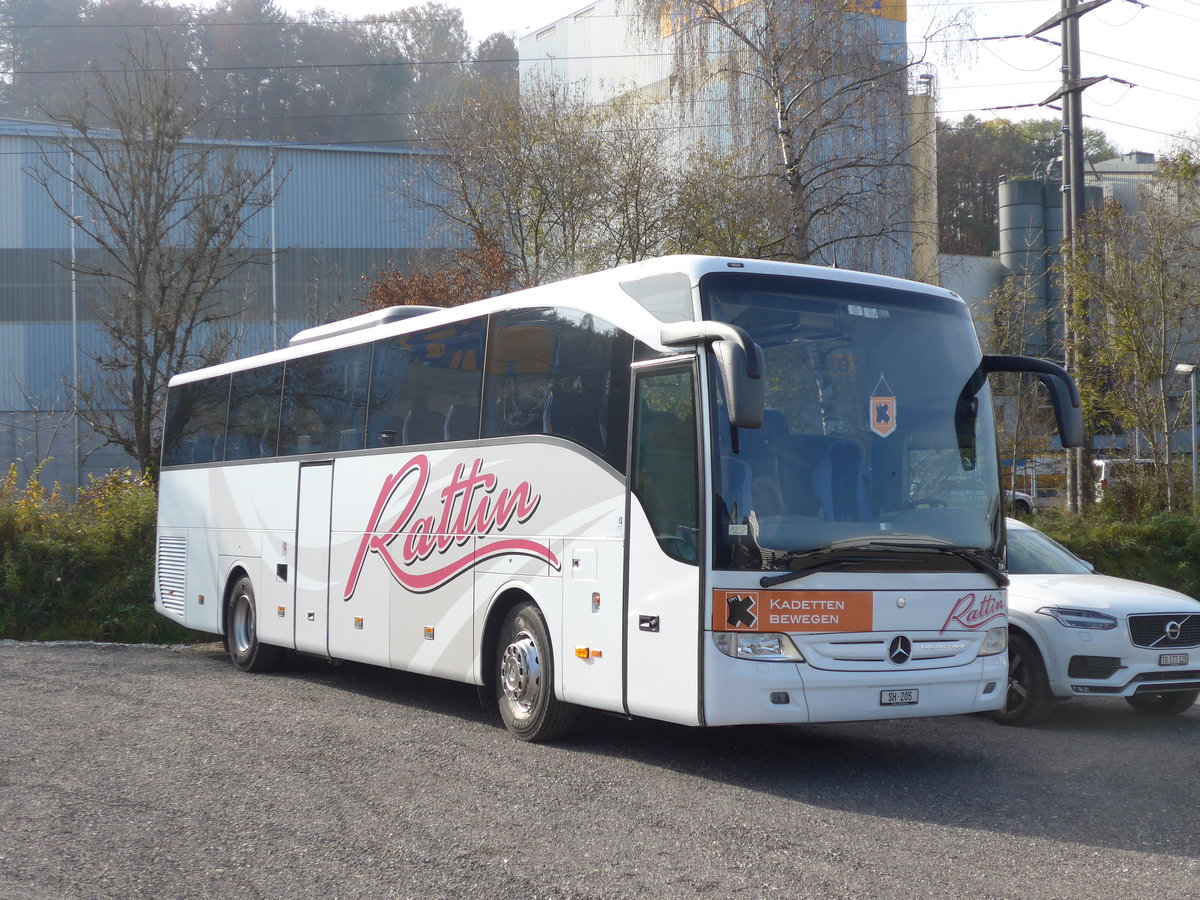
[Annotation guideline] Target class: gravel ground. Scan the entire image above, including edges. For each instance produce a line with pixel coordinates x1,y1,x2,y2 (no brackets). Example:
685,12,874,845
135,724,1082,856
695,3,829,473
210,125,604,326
2,640,1199,899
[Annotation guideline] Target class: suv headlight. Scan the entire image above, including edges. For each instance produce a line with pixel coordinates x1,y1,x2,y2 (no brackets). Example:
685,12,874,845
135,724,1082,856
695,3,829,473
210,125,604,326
1037,606,1118,629
712,632,805,662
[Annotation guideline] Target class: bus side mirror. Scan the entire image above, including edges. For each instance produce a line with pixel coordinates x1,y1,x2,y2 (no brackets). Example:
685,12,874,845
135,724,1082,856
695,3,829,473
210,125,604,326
661,321,765,428
982,355,1085,448
714,339,764,429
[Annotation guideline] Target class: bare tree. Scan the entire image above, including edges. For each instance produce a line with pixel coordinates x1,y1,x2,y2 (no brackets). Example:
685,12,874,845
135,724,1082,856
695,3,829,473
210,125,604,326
1065,156,1200,512
413,77,688,286
410,73,784,287
28,36,282,475
983,273,1061,510
627,0,933,274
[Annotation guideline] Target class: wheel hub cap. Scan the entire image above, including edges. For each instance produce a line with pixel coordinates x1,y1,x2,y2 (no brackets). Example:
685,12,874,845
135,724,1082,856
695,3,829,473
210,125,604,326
500,632,542,716
232,594,253,654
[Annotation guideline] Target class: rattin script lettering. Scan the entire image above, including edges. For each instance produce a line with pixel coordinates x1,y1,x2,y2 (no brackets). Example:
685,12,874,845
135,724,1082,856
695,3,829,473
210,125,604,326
344,455,558,596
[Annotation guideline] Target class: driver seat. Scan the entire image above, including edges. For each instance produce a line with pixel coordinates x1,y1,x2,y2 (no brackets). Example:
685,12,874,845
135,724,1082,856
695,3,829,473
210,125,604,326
812,439,873,521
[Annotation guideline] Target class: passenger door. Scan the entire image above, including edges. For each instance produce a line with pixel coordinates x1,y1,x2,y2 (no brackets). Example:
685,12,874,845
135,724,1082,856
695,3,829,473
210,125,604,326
624,363,704,725
294,461,334,656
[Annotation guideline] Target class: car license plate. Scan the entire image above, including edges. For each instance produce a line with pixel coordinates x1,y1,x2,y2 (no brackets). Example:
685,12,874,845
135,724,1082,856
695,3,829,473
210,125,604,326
1159,653,1189,666
881,688,918,706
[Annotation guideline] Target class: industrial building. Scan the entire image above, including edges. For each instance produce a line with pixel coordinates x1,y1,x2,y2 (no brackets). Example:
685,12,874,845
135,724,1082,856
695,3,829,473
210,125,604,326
942,152,1159,358
518,0,918,279
0,116,457,490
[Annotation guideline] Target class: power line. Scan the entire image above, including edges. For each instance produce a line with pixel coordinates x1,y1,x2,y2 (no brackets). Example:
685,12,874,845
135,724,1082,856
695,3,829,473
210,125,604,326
0,28,1107,79
0,0,1057,32
2,9,1193,148
1082,45,1200,86
976,37,1059,73
1082,110,1200,144
4,87,1192,154
0,15,473,29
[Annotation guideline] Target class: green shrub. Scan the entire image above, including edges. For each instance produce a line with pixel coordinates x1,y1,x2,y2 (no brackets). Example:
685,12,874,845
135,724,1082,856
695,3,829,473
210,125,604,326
1031,510,1200,599
0,466,195,643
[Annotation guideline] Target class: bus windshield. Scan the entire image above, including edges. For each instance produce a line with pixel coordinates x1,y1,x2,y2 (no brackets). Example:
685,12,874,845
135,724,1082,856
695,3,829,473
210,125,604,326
702,272,1001,570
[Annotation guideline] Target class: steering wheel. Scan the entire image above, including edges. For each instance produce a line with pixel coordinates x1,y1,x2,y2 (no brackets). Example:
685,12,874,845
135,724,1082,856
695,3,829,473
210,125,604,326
906,497,947,509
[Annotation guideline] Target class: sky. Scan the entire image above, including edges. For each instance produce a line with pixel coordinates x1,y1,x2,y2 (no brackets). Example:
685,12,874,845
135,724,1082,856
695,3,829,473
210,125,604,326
274,0,1200,156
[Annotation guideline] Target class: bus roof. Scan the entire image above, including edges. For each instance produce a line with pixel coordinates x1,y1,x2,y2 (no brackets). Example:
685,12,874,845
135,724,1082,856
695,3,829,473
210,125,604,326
169,255,962,386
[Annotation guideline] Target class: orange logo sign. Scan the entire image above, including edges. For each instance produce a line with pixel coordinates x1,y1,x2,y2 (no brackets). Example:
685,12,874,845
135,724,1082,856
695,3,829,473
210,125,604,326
713,590,874,633
870,395,896,437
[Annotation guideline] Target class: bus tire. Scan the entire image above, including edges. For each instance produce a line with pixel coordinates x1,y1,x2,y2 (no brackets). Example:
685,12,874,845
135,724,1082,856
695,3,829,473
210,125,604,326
495,601,577,742
1125,690,1199,716
990,631,1055,726
226,574,281,673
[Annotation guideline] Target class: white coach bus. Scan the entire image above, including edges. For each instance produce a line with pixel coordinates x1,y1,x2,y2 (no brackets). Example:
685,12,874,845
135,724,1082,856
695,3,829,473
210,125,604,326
154,255,1083,740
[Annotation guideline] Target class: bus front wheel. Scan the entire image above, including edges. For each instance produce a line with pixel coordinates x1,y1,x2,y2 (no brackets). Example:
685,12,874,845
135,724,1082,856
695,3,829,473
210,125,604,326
495,602,577,742
226,575,281,673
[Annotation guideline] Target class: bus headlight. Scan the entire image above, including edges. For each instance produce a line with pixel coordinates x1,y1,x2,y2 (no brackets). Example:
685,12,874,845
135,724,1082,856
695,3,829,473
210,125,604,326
712,632,805,662
978,626,1008,656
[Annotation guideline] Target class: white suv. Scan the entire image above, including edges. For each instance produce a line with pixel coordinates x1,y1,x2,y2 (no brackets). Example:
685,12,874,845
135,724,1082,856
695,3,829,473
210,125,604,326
995,518,1200,725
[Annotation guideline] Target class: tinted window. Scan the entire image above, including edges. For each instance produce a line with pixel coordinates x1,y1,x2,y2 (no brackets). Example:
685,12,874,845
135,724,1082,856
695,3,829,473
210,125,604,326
483,308,631,471
366,319,485,448
161,376,230,467
702,271,998,564
632,367,699,563
1007,525,1091,575
225,364,284,461
280,345,372,454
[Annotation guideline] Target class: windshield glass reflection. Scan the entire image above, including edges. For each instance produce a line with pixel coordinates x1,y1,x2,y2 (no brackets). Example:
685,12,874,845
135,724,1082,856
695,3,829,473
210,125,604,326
702,272,1001,571
1006,524,1092,575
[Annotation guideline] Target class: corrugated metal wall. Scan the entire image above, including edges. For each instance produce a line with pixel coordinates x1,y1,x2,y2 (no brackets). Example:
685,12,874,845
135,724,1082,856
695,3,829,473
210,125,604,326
0,120,452,251
0,118,465,489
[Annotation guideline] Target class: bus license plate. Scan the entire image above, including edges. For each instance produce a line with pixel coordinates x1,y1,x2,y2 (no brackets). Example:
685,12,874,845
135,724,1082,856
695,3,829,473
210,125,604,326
1159,653,1189,666
881,688,919,706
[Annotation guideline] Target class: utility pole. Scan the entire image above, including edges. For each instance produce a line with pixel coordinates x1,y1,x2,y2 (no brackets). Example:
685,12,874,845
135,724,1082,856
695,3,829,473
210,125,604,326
1028,0,1109,514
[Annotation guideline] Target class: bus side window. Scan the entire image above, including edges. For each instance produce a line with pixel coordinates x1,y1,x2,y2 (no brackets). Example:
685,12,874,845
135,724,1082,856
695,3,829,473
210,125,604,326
367,318,485,448
225,365,283,461
544,313,631,472
484,309,631,472
632,368,699,564
366,341,413,448
483,317,553,438
281,345,371,455
161,375,230,468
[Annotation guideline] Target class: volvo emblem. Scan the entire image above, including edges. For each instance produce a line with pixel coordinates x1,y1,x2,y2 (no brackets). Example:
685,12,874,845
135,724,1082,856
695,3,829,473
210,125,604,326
888,635,913,665
1165,621,1183,641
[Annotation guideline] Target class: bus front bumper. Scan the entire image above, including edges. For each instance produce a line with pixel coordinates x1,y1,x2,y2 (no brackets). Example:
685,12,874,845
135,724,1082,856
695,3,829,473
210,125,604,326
702,652,1006,726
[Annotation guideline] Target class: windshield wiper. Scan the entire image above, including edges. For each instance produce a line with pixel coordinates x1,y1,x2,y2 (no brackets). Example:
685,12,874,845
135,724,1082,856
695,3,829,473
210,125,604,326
881,540,1008,588
759,538,1008,589
759,552,882,588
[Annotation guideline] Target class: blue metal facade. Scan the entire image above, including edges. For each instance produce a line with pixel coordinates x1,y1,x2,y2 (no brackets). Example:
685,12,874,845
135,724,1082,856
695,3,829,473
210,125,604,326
0,117,461,489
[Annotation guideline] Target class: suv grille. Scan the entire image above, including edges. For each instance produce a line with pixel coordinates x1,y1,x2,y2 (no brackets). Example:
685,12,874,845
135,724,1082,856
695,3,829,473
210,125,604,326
1128,614,1200,649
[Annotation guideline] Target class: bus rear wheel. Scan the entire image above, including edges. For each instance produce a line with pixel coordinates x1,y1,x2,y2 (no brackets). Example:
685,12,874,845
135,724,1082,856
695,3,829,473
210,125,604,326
227,575,281,673
495,601,576,742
